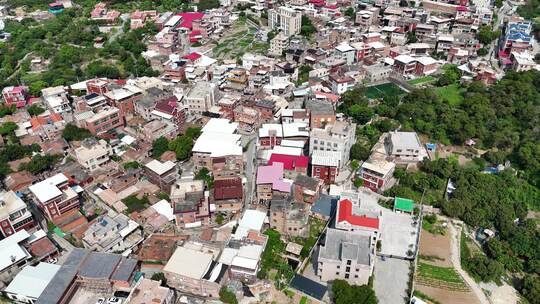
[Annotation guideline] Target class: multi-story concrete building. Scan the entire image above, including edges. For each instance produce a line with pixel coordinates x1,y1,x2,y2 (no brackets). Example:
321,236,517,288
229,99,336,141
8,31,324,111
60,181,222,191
309,121,356,169
82,214,142,252
171,179,210,228
305,99,336,129
329,74,355,95
104,85,143,116
163,245,226,298
269,6,302,37
384,131,424,160
269,33,289,56
258,123,310,149
29,173,79,221
79,106,124,135
192,118,243,178
74,138,112,172
270,197,309,237
0,191,36,238
144,159,177,192
233,106,260,132
317,228,374,285
143,120,178,141
185,81,216,116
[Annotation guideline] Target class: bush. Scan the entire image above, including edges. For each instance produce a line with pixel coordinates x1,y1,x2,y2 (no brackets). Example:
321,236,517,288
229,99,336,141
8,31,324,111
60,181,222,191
219,286,238,304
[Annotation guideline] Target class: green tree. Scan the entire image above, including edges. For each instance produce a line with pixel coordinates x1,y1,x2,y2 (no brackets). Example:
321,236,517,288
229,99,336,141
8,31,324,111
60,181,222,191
19,154,62,174
122,161,141,170
151,272,167,286
477,26,501,45
344,7,355,21
348,104,374,124
219,286,238,304
62,124,92,142
350,143,371,161
477,48,488,56
195,167,214,189
27,104,46,116
152,137,170,159
0,122,18,136
406,31,417,43
29,81,48,97
300,16,316,37
332,280,378,304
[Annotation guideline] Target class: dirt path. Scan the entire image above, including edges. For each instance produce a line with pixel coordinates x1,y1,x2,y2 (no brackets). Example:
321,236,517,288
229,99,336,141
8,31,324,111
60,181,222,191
448,223,491,304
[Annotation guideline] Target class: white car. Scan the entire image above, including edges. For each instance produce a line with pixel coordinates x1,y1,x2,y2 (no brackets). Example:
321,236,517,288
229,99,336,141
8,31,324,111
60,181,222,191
107,298,122,304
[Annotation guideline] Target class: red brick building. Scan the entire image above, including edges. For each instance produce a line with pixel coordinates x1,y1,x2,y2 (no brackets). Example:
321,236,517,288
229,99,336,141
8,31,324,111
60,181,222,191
311,150,341,184
213,177,243,213
293,175,322,205
29,173,80,221
359,160,395,193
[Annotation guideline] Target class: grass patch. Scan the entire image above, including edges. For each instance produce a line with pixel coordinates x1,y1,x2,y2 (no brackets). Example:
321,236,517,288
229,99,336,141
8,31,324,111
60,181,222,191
417,262,465,284
435,84,464,106
365,82,405,99
122,194,149,213
299,296,308,304
408,75,436,85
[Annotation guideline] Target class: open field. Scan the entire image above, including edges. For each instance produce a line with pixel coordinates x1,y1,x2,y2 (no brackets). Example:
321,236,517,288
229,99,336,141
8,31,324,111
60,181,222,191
415,229,480,304
408,75,436,85
435,84,464,106
418,229,452,267
212,19,268,60
365,82,405,99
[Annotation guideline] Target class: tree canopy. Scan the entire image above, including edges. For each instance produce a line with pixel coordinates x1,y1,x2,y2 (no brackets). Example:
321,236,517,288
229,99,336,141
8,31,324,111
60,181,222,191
62,123,93,142
331,280,378,304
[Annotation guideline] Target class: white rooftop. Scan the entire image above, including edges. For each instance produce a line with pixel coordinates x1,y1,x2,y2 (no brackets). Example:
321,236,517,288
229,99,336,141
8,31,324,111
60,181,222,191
0,230,31,272
29,173,68,203
202,118,238,134
311,150,341,167
164,246,213,279
4,262,60,299
361,159,396,176
145,160,176,176
151,199,174,221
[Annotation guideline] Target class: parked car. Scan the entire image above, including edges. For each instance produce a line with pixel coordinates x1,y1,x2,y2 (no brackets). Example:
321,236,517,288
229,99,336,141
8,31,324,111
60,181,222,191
107,298,122,304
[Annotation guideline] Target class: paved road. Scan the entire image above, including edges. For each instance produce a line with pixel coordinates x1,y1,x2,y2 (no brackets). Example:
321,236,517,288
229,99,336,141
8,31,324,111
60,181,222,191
374,256,411,304
449,223,491,304
242,133,258,207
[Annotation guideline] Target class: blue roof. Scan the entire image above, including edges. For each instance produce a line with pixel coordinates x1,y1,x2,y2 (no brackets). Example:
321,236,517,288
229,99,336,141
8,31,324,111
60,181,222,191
311,194,337,217
290,275,327,300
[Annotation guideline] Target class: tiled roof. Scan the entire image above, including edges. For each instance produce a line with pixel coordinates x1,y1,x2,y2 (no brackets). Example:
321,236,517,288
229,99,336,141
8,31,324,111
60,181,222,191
337,199,379,229
214,177,243,200
268,153,309,170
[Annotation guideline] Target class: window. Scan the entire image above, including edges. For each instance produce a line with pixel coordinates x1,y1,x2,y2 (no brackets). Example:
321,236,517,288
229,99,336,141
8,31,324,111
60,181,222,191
346,267,350,272
396,149,402,152
347,260,351,265
345,274,349,279
336,272,340,275
337,265,340,269
354,275,358,278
